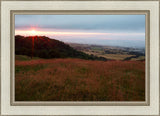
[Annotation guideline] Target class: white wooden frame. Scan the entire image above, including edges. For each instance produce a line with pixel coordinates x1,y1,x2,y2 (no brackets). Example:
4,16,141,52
1,0,159,115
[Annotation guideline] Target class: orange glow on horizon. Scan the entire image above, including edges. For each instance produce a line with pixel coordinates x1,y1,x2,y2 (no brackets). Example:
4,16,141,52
15,29,145,37
15,30,109,36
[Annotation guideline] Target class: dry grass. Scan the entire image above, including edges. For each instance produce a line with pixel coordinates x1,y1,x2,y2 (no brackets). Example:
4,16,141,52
99,54,134,60
131,56,145,61
84,51,134,60
15,57,145,101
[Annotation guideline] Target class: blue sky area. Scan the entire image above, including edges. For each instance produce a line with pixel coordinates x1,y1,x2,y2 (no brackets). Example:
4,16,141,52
15,15,145,48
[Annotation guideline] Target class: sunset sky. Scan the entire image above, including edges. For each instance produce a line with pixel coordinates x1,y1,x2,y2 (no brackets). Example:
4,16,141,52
15,15,145,48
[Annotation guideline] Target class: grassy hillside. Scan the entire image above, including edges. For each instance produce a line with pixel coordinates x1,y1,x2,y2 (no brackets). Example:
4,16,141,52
15,55,41,61
15,55,145,101
15,35,107,61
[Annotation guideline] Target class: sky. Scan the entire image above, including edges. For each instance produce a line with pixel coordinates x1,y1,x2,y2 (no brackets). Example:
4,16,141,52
15,15,145,48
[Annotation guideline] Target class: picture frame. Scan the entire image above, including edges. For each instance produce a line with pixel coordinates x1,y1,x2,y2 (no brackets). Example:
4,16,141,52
11,10,150,106
0,0,159,115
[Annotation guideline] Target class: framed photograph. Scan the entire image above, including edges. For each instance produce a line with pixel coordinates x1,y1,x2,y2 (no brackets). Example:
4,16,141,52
0,0,159,115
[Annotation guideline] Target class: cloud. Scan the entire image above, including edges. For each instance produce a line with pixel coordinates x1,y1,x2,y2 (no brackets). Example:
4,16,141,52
15,15,145,48
15,15,145,32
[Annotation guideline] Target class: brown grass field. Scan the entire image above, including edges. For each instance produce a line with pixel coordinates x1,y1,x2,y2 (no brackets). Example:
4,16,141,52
15,55,145,101
84,51,135,60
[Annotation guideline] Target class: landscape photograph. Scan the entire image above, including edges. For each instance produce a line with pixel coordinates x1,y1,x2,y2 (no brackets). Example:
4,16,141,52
15,15,145,101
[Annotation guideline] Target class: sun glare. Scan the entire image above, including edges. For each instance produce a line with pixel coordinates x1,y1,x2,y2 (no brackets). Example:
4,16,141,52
30,29,37,36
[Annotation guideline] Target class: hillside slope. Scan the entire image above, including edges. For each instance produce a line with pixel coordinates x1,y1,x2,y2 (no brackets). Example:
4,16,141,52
15,57,145,101
15,35,107,61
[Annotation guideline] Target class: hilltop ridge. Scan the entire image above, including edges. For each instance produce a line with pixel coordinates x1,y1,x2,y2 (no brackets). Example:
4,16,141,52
15,35,107,61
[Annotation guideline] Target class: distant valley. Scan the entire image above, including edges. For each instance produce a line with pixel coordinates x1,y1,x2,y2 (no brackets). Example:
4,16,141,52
67,43,145,61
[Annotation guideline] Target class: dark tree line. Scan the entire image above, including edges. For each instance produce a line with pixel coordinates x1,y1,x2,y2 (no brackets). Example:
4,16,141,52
15,35,107,61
